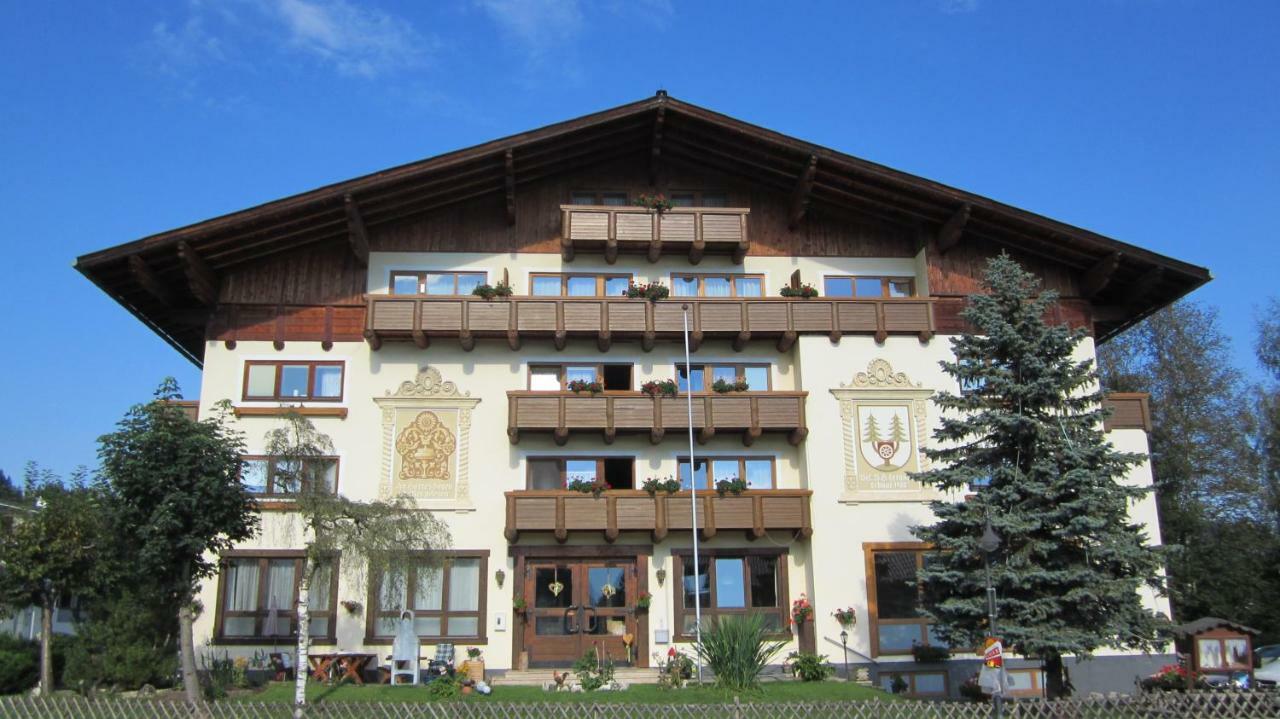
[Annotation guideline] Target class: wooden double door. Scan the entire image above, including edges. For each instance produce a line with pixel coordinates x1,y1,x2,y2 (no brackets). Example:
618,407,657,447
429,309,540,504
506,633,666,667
522,559,638,667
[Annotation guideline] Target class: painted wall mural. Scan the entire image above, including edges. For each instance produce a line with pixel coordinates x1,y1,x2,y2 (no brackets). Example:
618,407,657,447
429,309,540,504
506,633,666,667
375,366,480,509
830,359,940,503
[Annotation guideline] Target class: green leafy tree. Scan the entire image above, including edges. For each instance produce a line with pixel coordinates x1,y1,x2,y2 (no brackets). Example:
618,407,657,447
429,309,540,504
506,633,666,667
0,466,108,693
262,413,450,715
97,379,258,704
912,254,1166,698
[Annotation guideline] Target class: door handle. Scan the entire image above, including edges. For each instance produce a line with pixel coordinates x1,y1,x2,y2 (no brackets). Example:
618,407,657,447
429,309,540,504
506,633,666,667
563,604,579,634
582,605,598,633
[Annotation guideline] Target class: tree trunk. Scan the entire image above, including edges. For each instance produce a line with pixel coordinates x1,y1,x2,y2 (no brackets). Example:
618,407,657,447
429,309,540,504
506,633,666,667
39,596,54,694
1043,652,1070,698
293,557,315,719
178,600,201,704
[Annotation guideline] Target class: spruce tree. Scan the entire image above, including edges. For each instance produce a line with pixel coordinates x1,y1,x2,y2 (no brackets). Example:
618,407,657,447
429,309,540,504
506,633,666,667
912,254,1166,698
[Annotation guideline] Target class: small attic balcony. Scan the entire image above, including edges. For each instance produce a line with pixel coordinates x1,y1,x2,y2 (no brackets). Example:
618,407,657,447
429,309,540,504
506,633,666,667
559,204,750,264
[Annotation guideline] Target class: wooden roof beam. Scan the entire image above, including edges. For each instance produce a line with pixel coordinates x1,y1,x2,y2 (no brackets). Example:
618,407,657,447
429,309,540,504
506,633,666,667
788,155,818,231
936,203,971,254
175,241,218,305
128,255,174,306
649,106,665,186
504,149,517,226
344,194,370,267
1081,252,1122,299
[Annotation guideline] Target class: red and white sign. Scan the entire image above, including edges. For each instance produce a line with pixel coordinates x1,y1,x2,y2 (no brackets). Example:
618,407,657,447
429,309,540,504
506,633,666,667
983,638,1004,667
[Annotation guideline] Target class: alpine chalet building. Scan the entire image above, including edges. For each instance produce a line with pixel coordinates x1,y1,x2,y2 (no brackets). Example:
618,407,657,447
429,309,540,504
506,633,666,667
76,94,1207,697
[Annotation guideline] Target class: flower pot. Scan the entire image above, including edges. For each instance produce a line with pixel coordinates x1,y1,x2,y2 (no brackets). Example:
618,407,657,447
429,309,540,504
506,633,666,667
466,660,485,684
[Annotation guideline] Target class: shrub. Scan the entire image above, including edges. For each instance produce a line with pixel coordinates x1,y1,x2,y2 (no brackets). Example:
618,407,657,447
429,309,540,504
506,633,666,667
200,651,235,700
61,592,178,690
573,647,615,691
910,642,951,663
425,673,461,699
695,613,786,692
0,635,38,695
787,651,833,682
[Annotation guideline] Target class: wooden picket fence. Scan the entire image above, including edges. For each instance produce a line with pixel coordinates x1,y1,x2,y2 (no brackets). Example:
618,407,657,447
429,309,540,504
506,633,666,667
1,692,1277,719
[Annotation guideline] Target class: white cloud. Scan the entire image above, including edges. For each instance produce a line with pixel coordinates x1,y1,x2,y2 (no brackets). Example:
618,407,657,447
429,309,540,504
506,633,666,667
150,14,225,76
272,0,430,78
473,0,585,59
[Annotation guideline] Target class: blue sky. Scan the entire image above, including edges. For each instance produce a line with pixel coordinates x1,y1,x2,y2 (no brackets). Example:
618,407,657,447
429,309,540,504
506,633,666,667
2,0,1276,478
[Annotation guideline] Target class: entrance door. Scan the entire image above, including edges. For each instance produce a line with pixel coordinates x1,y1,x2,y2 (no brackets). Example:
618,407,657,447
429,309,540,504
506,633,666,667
523,559,637,667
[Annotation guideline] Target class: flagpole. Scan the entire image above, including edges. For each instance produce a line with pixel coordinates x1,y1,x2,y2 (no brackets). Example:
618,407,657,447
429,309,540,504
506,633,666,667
682,303,704,683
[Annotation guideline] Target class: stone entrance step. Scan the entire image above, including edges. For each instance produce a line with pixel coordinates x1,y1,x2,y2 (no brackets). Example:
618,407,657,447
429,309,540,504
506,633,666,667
496,667,661,687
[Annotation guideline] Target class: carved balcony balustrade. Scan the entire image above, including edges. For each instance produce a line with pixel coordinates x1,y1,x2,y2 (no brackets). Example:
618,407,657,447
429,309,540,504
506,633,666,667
559,205,750,264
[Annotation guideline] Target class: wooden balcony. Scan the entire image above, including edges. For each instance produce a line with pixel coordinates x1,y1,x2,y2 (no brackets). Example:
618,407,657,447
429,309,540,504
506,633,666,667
506,391,808,446
1103,393,1151,432
560,205,750,264
364,296,934,351
503,489,813,543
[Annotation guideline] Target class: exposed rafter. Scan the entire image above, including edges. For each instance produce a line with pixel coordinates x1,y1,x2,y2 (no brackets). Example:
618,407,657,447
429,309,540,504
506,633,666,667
936,203,971,254
176,241,218,305
128,255,174,306
504,149,516,226
788,155,818,231
1081,251,1122,299
649,106,666,186
344,194,370,267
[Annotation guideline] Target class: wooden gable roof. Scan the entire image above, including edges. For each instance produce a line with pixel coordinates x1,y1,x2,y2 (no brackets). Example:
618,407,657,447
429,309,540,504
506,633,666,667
75,92,1210,365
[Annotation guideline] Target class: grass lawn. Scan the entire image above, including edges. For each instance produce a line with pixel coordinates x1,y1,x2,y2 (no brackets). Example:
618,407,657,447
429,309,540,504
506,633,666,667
240,680,897,704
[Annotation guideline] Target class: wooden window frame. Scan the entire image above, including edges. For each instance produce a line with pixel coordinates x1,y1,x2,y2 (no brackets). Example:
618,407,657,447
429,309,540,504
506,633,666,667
1004,668,1045,698
527,363,634,391
568,190,629,206
670,273,765,298
675,363,772,391
525,457,636,490
388,270,488,296
212,550,339,645
528,273,633,297
881,670,950,698
864,542,937,658
822,276,916,298
671,549,789,642
239,455,340,497
242,360,345,403
364,550,490,645
676,456,776,490
666,190,730,207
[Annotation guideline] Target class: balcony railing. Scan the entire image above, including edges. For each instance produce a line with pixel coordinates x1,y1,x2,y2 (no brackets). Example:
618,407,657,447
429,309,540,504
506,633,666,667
503,489,813,543
560,205,750,264
364,296,934,351
506,390,808,446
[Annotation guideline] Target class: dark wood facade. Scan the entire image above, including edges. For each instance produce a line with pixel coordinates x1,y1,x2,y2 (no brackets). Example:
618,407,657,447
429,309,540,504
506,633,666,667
76,94,1208,366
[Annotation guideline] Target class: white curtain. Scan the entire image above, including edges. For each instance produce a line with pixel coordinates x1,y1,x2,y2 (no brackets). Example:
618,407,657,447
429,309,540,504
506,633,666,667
414,566,443,611
309,563,332,611
704,277,731,297
266,560,295,636
448,559,480,612
379,569,407,612
225,560,259,611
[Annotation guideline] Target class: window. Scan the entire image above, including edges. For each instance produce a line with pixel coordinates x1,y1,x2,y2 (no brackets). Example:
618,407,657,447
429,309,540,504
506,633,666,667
671,273,764,298
240,456,338,496
1197,637,1251,670
529,273,631,297
243,361,344,402
676,363,770,392
1005,669,1045,698
672,551,786,639
389,271,486,295
865,544,945,656
528,364,633,391
526,457,635,490
368,553,488,643
677,457,775,490
879,671,948,698
823,276,915,298
570,191,628,206
216,553,337,642
668,191,728,207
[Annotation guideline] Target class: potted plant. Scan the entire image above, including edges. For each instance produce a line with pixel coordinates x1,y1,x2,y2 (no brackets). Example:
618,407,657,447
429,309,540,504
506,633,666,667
634,193,674,214
513,596,527,616
791,594,813,626
779,283,819,299
641,476,682,496
471,280,513,300
464,647,485,683
634,591,652,612
910,642,951,663
340,599,362,616
711,376,750,393
832,606,857,628
715,477,747,496
567,379,604,394
625,281,670,302
567,476,609,497
640,379,678,398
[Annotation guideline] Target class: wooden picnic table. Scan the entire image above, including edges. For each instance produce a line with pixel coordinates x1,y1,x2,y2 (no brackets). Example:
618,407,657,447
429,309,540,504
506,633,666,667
308,652,376,685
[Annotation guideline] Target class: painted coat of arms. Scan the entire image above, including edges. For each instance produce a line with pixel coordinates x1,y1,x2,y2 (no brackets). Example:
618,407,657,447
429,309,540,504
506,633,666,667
857,405,912,472
395,410,457,482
